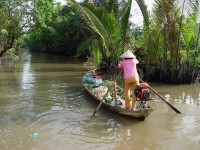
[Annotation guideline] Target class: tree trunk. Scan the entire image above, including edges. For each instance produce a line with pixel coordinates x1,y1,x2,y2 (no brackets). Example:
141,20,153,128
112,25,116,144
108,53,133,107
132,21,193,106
0,36,15,57
0,48,9,57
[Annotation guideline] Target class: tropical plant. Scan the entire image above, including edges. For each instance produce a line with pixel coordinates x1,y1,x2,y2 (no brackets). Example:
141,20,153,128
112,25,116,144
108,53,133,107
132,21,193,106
66,0,133,66
143,0,200,83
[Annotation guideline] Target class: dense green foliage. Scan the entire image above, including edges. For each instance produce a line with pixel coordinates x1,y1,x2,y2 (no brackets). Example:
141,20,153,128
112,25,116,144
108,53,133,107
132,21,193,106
66,0,134,66
24,0,93,57
0,0,199,83
0,0,31,57
139,0,200,83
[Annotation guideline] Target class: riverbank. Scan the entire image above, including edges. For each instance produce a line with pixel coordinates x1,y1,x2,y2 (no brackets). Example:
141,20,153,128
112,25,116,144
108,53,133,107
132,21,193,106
0,52,18,68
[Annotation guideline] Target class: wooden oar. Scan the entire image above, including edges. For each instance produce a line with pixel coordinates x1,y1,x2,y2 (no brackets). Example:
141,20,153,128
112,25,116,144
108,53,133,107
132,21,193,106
140,79,181,114
93,70,122,116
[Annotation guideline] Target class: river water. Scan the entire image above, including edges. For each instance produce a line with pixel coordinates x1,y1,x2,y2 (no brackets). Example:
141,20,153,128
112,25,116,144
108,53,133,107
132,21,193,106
0,51,200,150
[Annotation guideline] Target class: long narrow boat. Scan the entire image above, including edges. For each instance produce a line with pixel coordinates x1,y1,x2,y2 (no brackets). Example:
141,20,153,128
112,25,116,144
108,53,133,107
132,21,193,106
82,70,153,121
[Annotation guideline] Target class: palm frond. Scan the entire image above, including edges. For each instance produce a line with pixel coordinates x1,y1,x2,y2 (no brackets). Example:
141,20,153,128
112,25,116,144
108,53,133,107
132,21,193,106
84,2,121,63
106,0,114,13
135,0,150,28
47,26,58,36
76,38,93,54
83,6,109,57
91,43,102,65
66,0,132,66
66,0,109,58
120,0,132,51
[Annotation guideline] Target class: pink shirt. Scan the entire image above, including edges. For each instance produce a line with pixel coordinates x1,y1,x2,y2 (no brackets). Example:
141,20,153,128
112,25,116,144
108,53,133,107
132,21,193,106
118,59,139,78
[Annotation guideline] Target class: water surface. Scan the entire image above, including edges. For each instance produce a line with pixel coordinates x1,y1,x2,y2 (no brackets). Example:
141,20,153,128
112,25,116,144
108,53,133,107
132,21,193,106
0,51,200,150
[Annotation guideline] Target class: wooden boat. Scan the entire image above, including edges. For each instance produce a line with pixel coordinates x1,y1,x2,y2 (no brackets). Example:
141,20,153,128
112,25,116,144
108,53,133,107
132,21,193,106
82,70,153,121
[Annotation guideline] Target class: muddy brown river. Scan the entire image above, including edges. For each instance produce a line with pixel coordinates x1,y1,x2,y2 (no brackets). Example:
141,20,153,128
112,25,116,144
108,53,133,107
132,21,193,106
0,51,200,150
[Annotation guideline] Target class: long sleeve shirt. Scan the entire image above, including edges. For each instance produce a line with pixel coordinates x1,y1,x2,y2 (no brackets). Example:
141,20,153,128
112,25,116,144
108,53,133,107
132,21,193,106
118,59,139,78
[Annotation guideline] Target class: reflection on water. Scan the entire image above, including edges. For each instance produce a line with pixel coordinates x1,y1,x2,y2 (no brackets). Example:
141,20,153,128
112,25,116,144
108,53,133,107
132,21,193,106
21,54,35,90
0,51,200,150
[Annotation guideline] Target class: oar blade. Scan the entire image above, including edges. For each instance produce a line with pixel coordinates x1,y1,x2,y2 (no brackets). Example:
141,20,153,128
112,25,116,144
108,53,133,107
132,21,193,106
140,79,181,114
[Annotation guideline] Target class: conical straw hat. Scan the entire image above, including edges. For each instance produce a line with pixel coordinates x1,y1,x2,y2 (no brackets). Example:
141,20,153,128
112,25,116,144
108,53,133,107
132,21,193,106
120,50,136,59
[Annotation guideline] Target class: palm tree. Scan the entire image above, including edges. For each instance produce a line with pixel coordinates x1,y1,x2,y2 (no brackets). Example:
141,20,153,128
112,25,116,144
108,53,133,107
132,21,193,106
148,0,200,83
66,0,133,66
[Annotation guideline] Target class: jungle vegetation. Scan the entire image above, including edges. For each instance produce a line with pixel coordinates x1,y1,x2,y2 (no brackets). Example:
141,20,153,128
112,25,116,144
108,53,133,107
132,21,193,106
0,0,199,83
